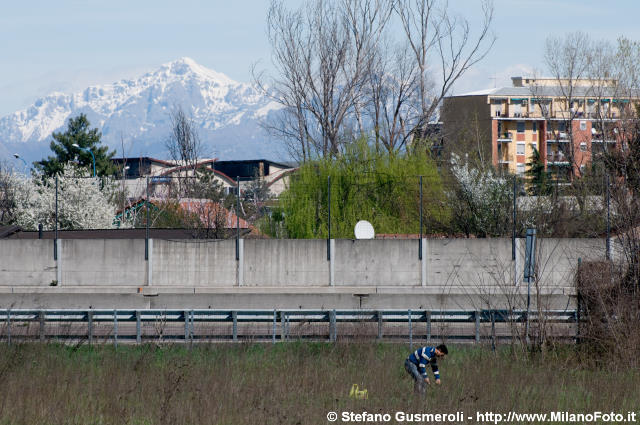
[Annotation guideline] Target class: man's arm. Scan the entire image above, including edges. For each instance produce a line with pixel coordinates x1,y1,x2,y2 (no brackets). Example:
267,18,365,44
431,361,441,384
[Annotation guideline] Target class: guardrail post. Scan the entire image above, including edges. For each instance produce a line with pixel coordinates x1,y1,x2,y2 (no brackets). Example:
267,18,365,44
376,311,383,340
136,311,141,344
113,309,118,349
281,312,286,341
491,311,496,352
475,311,481,343
426,311,431,344
184,310,189,342
87,310,93,345
190,311,194,346
272,310,277,344
329,310,336,342
232,311,238,341
408,309,412,350
7,309,11,346
39,310,45,342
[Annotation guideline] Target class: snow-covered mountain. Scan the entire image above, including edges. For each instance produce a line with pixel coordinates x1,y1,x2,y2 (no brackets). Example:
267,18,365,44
0,57,284,164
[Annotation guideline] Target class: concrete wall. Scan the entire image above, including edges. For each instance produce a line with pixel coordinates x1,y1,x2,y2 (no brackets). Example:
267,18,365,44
153,239,236,286
244,239,328,286
427,238,514,287
335,239,421,286
61,239,146,286
0,240,56,286
0,237,606,289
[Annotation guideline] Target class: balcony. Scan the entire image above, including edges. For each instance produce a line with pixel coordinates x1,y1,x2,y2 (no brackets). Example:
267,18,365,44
546,131,570,142
497,132,513,142
547,152,570,165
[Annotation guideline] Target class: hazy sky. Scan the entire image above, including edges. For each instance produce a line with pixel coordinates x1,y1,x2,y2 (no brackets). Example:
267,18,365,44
1,0,640,117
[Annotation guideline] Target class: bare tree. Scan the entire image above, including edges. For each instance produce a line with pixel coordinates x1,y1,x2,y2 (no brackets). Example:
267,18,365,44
257,0,392,160
257,0,494,160
165,106,203,171
395,0,495,146
164,106,206,196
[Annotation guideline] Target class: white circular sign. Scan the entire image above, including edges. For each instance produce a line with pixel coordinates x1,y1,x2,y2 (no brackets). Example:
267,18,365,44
354,220,375,239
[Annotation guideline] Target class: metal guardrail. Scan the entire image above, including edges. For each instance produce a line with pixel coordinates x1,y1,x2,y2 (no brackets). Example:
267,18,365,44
0,309,578,346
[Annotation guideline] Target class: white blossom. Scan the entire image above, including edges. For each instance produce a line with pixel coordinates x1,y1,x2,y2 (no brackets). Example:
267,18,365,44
8,164,117,230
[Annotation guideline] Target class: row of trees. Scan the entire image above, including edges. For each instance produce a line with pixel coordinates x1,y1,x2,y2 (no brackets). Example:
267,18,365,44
255,0,495,161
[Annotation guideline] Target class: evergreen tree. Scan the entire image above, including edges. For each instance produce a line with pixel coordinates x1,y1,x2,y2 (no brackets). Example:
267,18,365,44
34,114,117,177
526,147,551,195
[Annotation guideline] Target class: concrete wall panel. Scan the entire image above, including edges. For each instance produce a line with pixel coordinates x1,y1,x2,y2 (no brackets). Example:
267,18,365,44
61,239,146,286
244,239,328,286
334,239,421,286
0,240,56,286
152,239,236,286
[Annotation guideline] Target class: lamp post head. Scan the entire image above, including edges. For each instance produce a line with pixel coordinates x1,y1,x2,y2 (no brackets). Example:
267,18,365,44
72,143,80,149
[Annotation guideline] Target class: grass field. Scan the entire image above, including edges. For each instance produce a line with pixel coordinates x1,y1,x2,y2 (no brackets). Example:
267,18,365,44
0,342,637,424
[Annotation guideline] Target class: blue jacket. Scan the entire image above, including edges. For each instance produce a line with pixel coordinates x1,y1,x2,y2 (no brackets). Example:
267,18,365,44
407,346,440,379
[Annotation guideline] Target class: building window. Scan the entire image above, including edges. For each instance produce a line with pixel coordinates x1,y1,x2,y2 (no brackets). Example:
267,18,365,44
517,163,525,175
517,143,525,155
517,122,525,133
580,120,587,131
531,122,537,133
580,142,587,152
558,122,566,132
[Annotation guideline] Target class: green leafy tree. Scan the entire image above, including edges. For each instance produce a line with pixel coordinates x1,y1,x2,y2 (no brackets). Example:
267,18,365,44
34,114,117,177
526,147,551,195
278,138,450,238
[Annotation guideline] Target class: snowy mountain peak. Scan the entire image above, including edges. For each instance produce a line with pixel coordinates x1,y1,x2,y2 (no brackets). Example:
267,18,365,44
156,57,236,86
0,58,283,163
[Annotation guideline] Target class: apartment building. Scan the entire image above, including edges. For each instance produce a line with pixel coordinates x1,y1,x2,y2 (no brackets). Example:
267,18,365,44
442,77,638,179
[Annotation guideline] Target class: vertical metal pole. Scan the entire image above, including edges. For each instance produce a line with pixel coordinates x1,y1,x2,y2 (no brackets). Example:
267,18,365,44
281,311,286,341
377,311,383,340
408,309,412,350
236,177,240,261
88,310,93,345
491,311,496,352
475,311,480,343
145,177,149,261
54,176,58,261
576,258,582,344
272,309,277,344
38,223,43,239
136,310,141,344
232,311,238,341
114,309,118,349
329,310,336,342
426,311,431,344
419,176,423,260
7,309,11,346
512,175,516,261
327,176,331,261
184,310,189,341
190,310,195,345
606,174,610,260
39,310,45,342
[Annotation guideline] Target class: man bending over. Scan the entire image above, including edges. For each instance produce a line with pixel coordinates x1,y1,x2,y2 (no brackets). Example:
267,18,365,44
404,344,448,393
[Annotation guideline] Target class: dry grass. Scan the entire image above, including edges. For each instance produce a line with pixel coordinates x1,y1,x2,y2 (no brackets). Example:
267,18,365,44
0,342,637,425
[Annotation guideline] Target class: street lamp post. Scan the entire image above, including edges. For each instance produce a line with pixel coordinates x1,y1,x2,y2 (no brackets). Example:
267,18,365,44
13,153,27,172
72,144,95,177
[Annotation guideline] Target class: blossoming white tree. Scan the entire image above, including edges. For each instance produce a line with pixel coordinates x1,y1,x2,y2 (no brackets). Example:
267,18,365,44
6,164,117,230
448,154,512,236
